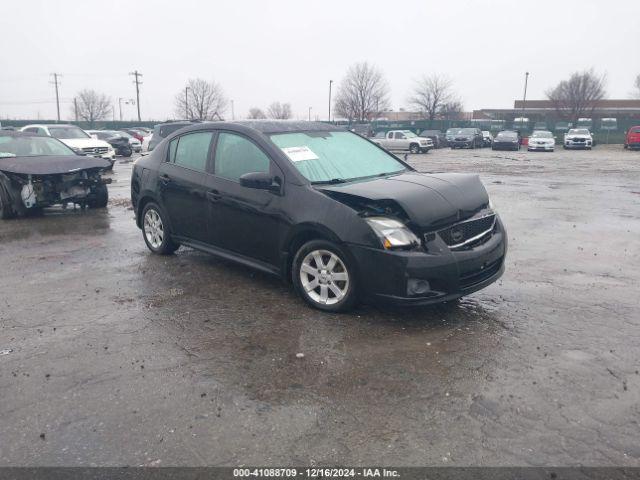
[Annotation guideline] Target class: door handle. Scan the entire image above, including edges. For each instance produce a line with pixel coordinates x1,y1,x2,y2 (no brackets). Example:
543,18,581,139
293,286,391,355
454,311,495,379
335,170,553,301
160,174,170,185
207,190,222,202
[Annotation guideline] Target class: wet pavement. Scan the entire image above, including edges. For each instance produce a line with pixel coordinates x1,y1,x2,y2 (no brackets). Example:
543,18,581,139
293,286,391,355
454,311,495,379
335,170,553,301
1,147,639,466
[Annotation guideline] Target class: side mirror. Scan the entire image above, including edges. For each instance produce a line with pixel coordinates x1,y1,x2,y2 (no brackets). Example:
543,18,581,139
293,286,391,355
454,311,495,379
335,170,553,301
239,172,279,192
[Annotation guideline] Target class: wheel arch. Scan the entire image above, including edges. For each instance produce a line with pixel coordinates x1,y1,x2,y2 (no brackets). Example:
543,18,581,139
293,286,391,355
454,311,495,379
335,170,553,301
135,192,163,229
281,223,342,283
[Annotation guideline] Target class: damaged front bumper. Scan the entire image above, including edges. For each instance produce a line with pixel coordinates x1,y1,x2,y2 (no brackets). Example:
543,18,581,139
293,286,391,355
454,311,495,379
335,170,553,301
348,215,507,306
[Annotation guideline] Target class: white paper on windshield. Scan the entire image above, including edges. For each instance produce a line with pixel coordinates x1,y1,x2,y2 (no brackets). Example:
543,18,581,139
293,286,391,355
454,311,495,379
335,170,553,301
281,146,319,162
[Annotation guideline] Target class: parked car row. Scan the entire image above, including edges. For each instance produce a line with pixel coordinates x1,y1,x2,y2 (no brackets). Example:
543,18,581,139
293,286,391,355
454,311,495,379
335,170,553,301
392,126,636,153
19,124,153,164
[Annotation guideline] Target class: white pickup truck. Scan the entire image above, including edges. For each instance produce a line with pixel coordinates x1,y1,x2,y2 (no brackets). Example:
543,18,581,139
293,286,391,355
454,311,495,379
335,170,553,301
371,130,434,154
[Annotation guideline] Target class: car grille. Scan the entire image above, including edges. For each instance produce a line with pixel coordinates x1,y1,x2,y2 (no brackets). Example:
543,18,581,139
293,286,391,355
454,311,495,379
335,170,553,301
82,147,109,154
460,257,503,289
435,213,496,249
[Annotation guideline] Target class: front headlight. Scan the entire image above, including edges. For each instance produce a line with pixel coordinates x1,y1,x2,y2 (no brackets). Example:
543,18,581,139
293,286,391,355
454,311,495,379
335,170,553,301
365,217,420,249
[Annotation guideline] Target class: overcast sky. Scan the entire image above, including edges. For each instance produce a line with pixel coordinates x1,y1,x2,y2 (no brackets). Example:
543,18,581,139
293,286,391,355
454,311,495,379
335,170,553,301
1,0,638,121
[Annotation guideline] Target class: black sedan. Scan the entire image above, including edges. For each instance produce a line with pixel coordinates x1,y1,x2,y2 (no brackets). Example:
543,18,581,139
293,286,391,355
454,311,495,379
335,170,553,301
449,128,484,149
0,131,110,218
419,130,447,148
88,130,133,157
131,122,507,312
492,131,520,151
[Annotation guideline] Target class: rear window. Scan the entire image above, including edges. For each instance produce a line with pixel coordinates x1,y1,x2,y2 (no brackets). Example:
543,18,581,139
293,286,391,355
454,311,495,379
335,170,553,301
631,128,640,134
159,124,189,138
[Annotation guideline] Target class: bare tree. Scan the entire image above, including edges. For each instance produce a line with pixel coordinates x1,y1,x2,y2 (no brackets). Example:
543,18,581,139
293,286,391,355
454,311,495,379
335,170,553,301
73,89,111,127
174,78,227,120
438,101,465,121
267,102,292,119
545,69,607,122
247,107,266,119
334,62,390,122
409,74,458,122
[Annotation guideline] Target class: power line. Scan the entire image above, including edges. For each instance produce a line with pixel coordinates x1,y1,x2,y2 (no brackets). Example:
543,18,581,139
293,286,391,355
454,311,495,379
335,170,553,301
129,70,143,121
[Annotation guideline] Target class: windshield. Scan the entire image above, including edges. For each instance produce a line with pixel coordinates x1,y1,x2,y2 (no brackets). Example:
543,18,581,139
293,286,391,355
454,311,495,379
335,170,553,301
531,131,553,138
270,131,406,183
456,128,476,135
445,128,457,135
402,131,417,138
49,126,90,139
0,135,76,157
496,132,517,139
568,129,590,135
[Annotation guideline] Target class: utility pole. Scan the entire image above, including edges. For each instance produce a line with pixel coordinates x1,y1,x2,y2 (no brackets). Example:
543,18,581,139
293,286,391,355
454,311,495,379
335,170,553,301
118,98,124,121
328,80,333,123
184,86,190,119
51,73,61,122
129,70,143,121
521,71,529,130
74,97,78,122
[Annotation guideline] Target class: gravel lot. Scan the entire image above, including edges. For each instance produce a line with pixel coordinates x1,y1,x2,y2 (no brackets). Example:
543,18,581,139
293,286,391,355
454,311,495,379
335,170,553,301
1,146,639,466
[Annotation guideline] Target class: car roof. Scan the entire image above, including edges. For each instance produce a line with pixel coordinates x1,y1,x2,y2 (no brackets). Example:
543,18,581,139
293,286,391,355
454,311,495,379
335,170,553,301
172,121,346,136
0,130,40,137
23,124,78,128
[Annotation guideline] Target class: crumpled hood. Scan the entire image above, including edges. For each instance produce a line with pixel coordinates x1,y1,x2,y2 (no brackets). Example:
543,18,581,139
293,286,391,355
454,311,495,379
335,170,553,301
0,155,111,175
318,171,489,229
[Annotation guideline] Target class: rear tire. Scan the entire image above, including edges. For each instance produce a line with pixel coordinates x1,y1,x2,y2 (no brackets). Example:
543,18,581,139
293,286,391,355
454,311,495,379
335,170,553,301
141,202,179,255
292,239,357,312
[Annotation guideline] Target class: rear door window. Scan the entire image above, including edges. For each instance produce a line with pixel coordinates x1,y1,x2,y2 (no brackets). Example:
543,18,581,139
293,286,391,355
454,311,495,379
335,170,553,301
168,131,213,172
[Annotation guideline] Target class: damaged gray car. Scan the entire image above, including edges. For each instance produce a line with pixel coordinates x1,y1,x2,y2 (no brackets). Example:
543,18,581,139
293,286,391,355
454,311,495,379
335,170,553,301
0,131,111,219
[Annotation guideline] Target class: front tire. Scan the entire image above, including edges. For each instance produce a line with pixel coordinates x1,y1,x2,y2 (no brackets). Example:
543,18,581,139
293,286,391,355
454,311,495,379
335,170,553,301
88,183,108,209
141,202,179,255
292,240,357,312
409,143,420,154
0,178,17,219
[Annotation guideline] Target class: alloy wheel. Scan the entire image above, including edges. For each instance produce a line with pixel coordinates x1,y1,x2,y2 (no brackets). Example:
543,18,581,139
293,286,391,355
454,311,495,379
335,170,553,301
299,249,350,305
144,208,164,249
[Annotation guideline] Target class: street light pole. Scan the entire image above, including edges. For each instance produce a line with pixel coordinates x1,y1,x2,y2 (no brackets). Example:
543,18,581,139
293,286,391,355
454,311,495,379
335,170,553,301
118,98,123,121
521,71,529,129
308,107,312,122
328,80,333,123
231,100,235,120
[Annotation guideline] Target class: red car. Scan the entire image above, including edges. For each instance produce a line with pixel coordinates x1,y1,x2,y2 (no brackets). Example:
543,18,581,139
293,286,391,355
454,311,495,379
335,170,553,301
624,126,640,150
